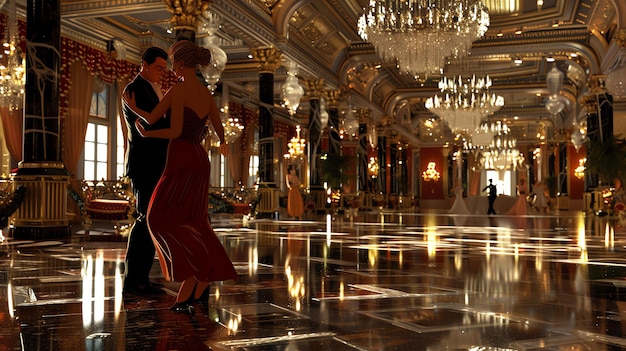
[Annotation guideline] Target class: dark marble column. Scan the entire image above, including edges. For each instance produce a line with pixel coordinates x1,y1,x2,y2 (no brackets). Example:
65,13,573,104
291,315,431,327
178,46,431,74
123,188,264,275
581,76,613,191
325,89,342,156
389,142,398,194
11,0,69,239
251,47,281,218
356,108,370,194
251,47,281,185
377,135,387,195
306,79,325,188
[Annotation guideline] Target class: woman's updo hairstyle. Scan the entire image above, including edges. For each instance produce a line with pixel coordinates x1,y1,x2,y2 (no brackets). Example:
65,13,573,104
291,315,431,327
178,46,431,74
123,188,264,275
169,39,212,68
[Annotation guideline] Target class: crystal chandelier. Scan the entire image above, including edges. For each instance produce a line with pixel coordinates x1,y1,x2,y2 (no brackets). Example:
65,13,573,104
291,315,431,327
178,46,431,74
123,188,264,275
342,109,359,138
207,101,243,145
221,104,244,144
200,12,227,92
0,0,25,110
357,0,490,74
544,65,566,115
282,61,304,116
286,125,306,160
425,75,504,135
477,124,524,172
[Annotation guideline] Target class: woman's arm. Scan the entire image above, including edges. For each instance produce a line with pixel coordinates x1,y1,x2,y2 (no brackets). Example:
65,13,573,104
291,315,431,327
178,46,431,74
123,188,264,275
206,93,229,156
132,86,184,139
124,87,174,125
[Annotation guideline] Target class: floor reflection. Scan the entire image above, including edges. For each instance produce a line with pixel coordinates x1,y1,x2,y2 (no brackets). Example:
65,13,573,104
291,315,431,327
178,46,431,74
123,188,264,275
1,211,626,350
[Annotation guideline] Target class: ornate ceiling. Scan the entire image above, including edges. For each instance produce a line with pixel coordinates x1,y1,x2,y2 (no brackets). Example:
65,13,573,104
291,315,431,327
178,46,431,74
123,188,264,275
19,0,626,146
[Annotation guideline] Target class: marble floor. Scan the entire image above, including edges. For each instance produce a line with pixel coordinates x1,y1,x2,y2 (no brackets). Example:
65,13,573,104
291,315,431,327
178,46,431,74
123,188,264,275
1,209,626,350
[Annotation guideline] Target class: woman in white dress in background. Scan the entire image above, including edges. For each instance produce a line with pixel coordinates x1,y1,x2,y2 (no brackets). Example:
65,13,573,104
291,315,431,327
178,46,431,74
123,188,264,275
506,178,529,216
448,182,470,215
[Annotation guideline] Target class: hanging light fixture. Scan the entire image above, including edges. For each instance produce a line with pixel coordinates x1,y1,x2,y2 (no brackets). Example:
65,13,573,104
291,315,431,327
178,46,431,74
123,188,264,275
476,122,524,172
221,104,244,144
200,12,227,93
0,0,25,110
425,74,504,136
357,0,490,74
282,61,304,116
367,122,377,148
286,125,306,161
545,65,565,115
319,98,329,129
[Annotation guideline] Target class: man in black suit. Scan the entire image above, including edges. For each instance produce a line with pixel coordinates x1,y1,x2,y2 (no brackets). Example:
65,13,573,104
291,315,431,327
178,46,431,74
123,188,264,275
122,47,169,296
482,179,498,215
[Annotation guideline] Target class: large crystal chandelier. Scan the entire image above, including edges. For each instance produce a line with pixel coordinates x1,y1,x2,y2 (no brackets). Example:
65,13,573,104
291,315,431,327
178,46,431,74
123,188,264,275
0,0,25,110
425,75,504,135
200,12,227,92
357,0,490,74
477,123,524,172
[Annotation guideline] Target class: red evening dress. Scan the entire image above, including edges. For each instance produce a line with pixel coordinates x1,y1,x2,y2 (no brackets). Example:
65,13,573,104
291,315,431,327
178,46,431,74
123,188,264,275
146,108,237,283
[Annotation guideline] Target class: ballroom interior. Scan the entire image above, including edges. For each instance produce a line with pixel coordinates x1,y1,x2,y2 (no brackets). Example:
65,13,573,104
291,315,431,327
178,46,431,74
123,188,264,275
1,0,626,350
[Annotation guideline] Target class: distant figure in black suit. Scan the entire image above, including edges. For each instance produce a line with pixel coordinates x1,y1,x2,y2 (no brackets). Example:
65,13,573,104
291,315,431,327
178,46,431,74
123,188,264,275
122,47,169,296
482,179,497,215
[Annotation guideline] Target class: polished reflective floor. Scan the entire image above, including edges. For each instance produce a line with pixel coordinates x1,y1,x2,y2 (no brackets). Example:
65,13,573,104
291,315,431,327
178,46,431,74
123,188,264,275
2,209,626,350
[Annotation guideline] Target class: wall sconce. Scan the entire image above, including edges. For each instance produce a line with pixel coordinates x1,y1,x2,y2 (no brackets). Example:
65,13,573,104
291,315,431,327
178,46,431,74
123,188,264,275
574,158,586,179
367,157,379,178
422,162,441,181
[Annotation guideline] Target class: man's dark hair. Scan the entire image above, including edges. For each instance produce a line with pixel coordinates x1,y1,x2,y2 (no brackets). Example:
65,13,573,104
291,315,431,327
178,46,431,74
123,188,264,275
141,47,167,64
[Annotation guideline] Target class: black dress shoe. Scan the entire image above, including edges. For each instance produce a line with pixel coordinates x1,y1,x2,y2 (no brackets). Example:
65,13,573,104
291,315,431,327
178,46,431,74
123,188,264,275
124,284,165,296
170,301,194,314
149,282,164,289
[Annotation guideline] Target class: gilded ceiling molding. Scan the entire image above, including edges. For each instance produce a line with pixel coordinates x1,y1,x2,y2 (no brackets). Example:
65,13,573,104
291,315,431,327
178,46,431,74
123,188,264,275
474,28,589,47
273,0,312,39
213,0,276,48
251,46,282,73
214,0,340,88
613,0,626,27
60,0,165,17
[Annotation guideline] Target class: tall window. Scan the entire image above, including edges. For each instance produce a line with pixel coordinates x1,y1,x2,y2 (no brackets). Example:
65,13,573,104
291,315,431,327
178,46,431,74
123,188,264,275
83,84,124,181
486,170,512,196
248,155,259,187
116,117,125,177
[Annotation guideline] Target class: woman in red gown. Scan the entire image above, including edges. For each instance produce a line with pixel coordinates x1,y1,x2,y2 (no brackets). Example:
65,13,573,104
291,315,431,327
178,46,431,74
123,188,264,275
124,40,237,311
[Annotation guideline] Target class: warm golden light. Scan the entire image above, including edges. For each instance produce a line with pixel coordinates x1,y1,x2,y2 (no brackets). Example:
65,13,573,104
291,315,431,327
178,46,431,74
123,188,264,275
286,125,306,161
574,158,586,179
422,162,441,181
